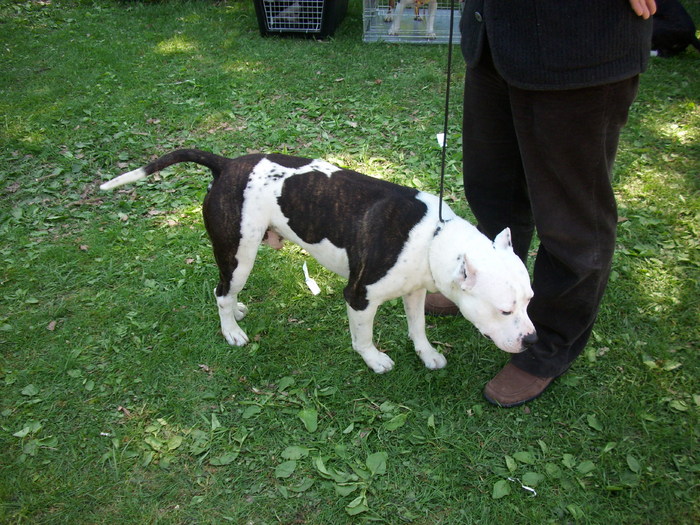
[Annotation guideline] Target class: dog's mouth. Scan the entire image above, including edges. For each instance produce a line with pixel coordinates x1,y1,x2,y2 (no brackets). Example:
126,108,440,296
522,332,538,347
481,332,534,354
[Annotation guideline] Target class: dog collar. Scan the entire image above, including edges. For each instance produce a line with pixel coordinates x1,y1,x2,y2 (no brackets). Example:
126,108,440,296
433,219,451,237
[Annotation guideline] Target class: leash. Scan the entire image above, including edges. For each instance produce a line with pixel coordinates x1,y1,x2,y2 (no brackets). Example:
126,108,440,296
437,0,457,225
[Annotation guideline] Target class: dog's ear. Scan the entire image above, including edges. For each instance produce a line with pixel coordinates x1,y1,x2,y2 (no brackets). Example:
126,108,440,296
493,228,513,251
454,255,478,290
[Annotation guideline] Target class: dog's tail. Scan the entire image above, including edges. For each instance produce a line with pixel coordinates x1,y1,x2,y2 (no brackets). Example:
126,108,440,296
100,149,229,190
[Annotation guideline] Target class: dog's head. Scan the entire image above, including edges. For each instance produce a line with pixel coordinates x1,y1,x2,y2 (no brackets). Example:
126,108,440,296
431,223,536,353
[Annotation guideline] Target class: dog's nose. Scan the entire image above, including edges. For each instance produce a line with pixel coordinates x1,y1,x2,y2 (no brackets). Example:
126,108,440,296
522,332,538,347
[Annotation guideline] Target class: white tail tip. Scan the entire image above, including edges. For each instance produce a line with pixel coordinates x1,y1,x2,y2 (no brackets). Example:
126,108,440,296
100,167,147,190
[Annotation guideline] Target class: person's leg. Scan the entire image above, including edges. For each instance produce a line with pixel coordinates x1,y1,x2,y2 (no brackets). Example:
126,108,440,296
426,44,531,316
506,76,641,379
462,46,534,262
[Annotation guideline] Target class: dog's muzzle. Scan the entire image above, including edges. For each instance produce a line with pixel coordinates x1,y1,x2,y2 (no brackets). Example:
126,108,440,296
522,332,538,348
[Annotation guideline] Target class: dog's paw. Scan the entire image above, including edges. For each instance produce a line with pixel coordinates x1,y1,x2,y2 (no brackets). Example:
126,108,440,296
234,302,248,321
419,348,447,370
222,327,249,346
426,31,436,39
365,351,395,374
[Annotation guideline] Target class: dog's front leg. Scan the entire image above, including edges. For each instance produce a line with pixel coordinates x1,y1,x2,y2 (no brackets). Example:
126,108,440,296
388,0,410,35
425,0,437,38
347,303,395,373
403,289,447,369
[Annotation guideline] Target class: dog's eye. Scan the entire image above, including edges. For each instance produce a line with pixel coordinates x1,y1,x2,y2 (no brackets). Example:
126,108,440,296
501,311,513,316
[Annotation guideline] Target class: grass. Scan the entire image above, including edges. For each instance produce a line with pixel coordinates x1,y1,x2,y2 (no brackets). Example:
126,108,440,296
0,0,698,523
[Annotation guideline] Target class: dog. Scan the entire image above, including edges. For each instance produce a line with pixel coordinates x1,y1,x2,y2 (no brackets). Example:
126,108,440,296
385,0,422,23
100,149,536,373
652,0,700,57
388,0,438,38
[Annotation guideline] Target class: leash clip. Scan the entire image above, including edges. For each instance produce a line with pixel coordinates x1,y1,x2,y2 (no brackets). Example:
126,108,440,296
434,217,451,237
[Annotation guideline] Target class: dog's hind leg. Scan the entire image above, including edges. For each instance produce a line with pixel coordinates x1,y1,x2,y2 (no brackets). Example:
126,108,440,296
347,303,395,373
403,288,447,369
216,292,249,346
214,238,261,346
204,178,266,347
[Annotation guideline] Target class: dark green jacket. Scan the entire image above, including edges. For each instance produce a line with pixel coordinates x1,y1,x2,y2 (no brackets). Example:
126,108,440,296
460,0,653,90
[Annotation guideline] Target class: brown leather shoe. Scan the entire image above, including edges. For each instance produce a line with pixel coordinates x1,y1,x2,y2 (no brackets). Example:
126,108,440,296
425,293,460,316
483,363,555,407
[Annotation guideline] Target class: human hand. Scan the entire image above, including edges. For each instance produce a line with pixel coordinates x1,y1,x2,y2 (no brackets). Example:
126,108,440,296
628,0,656,19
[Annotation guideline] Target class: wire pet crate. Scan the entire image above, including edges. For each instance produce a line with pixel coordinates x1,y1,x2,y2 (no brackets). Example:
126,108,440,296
254,0,348,38
363,0,462,44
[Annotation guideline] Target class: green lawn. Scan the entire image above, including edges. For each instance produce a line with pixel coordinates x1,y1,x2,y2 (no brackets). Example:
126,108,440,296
1,1,698,523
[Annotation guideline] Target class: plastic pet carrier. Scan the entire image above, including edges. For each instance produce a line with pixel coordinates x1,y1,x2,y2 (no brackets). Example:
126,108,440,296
363,0,461,44
254,0,349,38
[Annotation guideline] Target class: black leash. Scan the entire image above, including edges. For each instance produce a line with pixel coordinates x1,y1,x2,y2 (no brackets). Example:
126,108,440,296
438,0,457,224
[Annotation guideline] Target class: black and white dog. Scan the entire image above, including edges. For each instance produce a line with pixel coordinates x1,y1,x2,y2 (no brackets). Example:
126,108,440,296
101,149,536,373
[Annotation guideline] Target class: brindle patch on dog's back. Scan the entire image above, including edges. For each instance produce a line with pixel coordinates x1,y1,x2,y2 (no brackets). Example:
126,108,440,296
279,167,428,309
